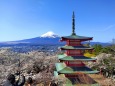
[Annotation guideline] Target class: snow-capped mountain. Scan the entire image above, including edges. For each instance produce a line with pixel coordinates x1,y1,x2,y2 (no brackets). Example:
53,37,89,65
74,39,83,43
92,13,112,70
0,31,61,45
5,31,61,44
0,31,111,46
40,31,59,38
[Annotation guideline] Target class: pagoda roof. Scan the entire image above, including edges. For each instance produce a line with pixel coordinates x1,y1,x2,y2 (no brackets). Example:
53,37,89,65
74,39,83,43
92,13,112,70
55,63,99,74
58,54,96,61
60,34,93,41
54,73,99,86
60,12,93,42
60,45,93,50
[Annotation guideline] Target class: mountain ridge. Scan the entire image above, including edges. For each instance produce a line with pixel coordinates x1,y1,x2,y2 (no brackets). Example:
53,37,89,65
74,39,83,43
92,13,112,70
0,31,111,46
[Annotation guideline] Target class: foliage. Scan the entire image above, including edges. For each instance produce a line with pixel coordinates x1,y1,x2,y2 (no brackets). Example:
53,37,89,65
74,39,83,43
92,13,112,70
103,57,115,70
84,52,96,57
92,44,115,55
101,46,114,54
93,44,103,55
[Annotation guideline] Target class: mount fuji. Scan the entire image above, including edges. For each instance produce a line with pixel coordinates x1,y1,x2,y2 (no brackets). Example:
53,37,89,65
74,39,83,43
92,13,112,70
11,31,60,44
0,31,111,46
14,31,61,45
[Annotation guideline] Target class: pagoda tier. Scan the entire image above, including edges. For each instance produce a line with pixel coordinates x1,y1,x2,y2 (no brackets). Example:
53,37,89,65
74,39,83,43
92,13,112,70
55,63,99,74
54,72,99,86
61,38,92,46
60,35,93,42
58,54,96,61
60,45,93,50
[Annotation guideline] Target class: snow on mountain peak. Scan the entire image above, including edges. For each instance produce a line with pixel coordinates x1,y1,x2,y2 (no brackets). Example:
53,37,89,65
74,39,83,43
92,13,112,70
40,31,59,38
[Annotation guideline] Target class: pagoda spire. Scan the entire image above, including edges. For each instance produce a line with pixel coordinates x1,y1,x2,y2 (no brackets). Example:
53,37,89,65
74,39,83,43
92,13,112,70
72,11,76,35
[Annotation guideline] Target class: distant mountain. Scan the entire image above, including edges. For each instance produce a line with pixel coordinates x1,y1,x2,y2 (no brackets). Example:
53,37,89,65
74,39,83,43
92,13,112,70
0,31,60,45
0,31,111,46
85,42,111,46
16,31,61,44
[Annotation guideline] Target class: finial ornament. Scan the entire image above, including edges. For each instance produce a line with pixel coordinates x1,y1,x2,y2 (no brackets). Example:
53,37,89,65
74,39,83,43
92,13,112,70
72,11,76,35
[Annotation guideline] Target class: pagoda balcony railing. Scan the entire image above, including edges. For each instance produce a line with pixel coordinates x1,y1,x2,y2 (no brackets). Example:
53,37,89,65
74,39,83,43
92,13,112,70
65,62,85,67
66,50,83,56
66,64,85,67
67,43,82,46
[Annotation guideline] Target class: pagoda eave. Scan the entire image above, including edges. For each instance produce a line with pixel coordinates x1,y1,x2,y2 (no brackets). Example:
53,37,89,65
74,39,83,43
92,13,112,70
59,45,93,50
60,36,93,42
58,54,96,61
58,71,99,74
54,73,99,86
59,58,96,61
60,47,93,50
55,63,99,75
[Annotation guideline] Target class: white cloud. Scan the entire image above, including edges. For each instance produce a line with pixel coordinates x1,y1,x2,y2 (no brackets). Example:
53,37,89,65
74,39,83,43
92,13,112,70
95,24,115,32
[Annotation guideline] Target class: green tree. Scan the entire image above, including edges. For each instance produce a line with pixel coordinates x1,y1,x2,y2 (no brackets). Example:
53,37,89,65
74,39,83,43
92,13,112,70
101,47,112,53
93,44,103,55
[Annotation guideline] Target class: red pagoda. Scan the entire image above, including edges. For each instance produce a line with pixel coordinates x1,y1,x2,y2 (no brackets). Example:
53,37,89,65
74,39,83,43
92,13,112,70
54,12,99,86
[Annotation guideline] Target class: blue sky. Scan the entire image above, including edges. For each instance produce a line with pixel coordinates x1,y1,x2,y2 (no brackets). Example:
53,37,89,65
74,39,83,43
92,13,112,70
0,0,115,42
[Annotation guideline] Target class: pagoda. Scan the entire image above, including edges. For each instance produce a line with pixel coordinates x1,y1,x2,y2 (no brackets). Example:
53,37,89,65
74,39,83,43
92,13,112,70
54,12,99,86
